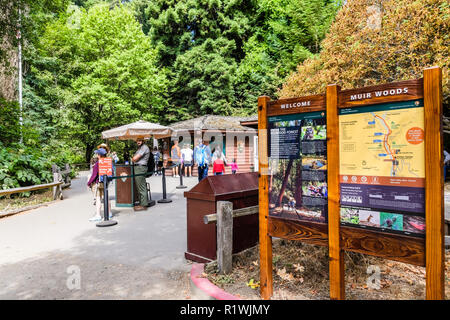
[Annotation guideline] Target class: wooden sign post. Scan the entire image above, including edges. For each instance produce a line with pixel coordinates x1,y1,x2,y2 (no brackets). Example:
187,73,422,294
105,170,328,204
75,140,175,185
423,66,444,300
258,96,273,300
258,66,445,300
326,84,345,300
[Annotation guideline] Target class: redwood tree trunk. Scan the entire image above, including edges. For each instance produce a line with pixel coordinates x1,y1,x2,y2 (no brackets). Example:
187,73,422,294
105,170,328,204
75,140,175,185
276,159,293,207
294,160,302,208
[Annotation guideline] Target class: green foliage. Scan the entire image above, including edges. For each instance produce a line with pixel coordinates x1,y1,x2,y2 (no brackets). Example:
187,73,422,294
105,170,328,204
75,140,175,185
146,0,341,116
281,0,449,106
0,0,69,68
1,0,342,179
0,143,53,190
0,97,21,145
34,3,168,161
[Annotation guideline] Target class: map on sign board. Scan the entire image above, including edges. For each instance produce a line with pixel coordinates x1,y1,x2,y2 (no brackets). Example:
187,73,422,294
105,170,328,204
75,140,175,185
339,100,425,237
339,100,425,180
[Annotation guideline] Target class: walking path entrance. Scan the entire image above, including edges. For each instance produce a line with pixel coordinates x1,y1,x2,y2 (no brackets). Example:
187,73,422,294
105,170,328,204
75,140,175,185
0,172,202,299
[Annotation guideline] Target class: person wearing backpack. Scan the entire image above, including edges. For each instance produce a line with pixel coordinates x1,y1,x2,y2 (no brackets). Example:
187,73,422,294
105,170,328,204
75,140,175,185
152,147,161,176
87,148,112,221
194,138,211,182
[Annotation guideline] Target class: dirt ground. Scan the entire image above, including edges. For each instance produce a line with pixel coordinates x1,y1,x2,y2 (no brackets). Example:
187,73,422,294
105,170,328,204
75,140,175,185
205,239,450,300
0,189,54,213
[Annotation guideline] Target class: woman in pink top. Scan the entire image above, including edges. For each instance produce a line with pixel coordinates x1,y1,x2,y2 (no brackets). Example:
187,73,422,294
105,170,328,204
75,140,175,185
230,158,238,174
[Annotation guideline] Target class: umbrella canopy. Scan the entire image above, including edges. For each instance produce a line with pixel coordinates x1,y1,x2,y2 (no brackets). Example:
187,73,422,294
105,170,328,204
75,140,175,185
101,120,173,140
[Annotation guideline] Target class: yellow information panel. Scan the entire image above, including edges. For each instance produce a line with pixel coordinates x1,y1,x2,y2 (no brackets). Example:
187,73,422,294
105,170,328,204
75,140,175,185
340,101,425,180
338,100,426,237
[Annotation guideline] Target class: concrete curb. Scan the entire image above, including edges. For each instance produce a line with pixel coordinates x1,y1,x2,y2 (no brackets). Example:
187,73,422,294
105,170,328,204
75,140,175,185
190,263,241,300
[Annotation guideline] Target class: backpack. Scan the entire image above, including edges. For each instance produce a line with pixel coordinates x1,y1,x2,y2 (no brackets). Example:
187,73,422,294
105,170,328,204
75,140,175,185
147,152,155,176
195,145,207,167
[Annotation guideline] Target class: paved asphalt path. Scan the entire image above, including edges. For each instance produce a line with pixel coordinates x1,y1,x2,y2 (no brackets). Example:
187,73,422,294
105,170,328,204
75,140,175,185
0,171,204,299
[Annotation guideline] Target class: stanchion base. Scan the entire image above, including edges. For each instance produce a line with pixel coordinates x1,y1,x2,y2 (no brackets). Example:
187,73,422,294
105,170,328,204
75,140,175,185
176,185,187,189
158,199,172,203
147,200,156,207
96,220,118,227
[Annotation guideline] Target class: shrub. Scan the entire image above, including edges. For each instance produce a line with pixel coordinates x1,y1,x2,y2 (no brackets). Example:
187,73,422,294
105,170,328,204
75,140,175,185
0,143,53,190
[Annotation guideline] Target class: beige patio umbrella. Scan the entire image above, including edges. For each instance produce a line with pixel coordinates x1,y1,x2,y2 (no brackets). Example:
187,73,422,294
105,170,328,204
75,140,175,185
101,120,173,140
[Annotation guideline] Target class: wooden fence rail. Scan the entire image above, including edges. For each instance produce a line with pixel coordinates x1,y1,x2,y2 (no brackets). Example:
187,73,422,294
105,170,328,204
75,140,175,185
203,205,259,224
0,163,72,200
0,181,63,198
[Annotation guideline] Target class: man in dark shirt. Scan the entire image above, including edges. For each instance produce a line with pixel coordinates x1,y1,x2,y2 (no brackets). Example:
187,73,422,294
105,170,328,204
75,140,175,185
132,138,150,211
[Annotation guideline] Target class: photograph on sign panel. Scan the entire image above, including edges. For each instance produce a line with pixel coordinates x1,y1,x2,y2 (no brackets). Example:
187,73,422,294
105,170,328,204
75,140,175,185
358,209,380,228
403,215,425,235
269,159,326,223
340,207,360,225
300,124,326,141
302,181,327,197
380,212,403,231
302,157,327,171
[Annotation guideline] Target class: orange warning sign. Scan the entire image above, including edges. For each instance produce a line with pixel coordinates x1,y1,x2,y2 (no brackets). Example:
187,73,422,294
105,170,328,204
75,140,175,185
99,157,113,176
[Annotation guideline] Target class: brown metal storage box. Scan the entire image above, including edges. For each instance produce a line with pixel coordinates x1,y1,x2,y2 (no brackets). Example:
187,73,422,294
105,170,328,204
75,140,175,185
184,172,259,263
115,164,135,207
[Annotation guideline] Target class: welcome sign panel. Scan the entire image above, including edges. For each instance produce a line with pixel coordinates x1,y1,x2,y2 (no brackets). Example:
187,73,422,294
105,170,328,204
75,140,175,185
339,99,425,237
268,111,328,223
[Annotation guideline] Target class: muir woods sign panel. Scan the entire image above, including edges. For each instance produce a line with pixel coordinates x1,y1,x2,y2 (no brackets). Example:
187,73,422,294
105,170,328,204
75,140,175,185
339,99,426,238
257,66,445,300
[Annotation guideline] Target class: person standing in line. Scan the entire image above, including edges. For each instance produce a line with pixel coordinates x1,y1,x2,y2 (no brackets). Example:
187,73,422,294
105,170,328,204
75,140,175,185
152,147,161,176
181,143,194,177
171,140,181,177
132,138,150,211
213,156,226,175
194,138,212,182
230,158,239,174
89,153,99,206
87,148,111,221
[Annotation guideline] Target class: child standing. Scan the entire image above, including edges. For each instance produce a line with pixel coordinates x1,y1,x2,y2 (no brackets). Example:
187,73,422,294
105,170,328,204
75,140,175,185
230,158,239,174
213,157,226,176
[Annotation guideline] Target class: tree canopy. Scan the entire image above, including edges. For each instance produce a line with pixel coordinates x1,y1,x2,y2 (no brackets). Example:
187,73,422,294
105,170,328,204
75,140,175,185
3,0,448,188
280,0,449,106
145,0,341,118
31,3,168,161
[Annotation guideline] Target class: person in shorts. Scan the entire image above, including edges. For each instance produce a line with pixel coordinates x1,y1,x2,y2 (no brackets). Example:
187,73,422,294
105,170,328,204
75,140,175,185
171,140,181,177
181,143,193,177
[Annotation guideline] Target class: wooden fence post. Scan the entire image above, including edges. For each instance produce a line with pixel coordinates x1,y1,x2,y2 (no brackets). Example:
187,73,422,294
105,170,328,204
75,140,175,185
423,66,445,300
258,95,273,300
217,201,233,274
52,172,62,200
326,84,345,300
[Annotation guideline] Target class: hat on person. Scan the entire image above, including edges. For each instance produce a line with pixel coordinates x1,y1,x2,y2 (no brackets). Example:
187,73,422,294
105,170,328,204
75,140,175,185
97,143,110,153
94,148,107,156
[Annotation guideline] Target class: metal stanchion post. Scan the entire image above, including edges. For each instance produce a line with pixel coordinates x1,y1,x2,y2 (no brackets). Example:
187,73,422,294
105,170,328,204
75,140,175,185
176,164,187,189
158,167,172,203
97,175,118,227
147,181,156,207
